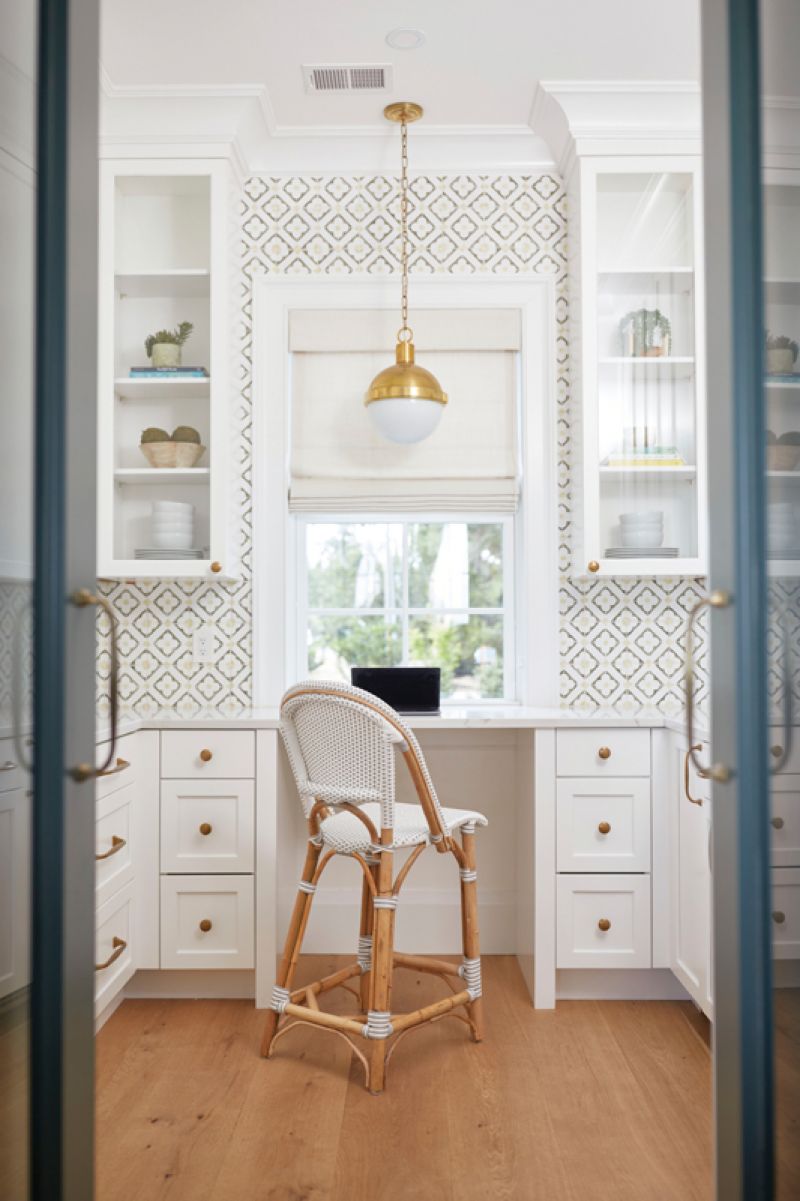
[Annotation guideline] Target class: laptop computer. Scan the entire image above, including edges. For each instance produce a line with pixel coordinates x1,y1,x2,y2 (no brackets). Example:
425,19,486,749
350,666,441,716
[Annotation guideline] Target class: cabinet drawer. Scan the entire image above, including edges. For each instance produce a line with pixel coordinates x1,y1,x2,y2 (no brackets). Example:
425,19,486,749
0,737,25,794
557,778,651,872
161,780,254,874
556,729,650,777
95,882,135,1013
160,875,254,969
772,868,800,959
768,727,800,775
160,730,254,779
95,781,135,907
557,874,651,968
95,730,137,801
771,777,800,868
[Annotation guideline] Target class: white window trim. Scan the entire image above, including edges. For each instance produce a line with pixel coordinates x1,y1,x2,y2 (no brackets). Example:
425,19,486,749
293,513,516,704
252,274,559,709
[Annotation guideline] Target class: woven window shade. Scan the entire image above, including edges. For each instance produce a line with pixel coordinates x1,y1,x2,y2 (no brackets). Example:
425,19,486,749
288,308,520,513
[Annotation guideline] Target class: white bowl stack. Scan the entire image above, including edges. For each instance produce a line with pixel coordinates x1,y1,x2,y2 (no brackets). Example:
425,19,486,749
151,500,195,551
768,502,798,555
618,510,664,550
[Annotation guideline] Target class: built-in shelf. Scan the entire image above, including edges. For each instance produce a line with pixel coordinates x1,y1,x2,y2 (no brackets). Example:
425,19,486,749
600,356,695,365
114,377,211,401
598,266,694,276
600,466,697,480
764,279,800,305
114,468,210,485
767,471,800,481
115,269,210,298
766,377,800,391
598,268,694,295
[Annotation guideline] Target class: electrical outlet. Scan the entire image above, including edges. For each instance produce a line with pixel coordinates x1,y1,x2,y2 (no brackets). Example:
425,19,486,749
193,627,215,662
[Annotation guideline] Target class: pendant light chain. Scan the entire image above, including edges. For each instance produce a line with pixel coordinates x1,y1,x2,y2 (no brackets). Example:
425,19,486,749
400,117,410,340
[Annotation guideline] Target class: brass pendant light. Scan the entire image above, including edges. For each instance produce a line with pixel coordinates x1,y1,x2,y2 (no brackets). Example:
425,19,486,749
364,102,448,444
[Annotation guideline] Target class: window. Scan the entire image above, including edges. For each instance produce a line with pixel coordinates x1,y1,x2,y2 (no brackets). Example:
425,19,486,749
296,517,513,702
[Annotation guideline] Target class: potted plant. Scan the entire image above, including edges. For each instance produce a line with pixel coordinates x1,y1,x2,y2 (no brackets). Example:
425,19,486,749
766,332,799,376
619,308,672,357
144,321,194,369
139,425,205,468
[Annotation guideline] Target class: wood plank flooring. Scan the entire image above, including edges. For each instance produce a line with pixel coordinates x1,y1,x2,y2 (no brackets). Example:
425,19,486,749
96,956,713,1201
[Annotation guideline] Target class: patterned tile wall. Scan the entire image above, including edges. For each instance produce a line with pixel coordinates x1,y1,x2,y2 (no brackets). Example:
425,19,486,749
96,171,709,719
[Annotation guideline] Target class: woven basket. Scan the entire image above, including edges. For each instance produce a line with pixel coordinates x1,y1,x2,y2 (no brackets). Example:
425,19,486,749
140,441,205,469
767,444,800,471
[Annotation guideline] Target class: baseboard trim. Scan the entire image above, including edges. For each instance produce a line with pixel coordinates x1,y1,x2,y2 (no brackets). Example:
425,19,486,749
124,969,256,1000
556,968,691,1002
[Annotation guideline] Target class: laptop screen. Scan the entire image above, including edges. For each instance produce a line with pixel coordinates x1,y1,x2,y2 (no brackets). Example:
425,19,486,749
350,667,441,714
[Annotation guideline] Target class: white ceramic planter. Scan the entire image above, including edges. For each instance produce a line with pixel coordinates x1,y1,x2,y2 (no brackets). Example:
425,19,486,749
151,342,181,369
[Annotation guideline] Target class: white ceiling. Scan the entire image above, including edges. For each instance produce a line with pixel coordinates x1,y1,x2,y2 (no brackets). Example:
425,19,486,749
100,0,702,132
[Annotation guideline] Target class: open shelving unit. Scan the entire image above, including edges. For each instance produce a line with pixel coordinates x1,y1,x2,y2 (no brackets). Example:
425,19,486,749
97,162,233,579
764,179,800,577
573,158,707,577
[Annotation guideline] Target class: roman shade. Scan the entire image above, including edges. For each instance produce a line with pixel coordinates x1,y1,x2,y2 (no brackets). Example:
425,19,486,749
288,308,520,513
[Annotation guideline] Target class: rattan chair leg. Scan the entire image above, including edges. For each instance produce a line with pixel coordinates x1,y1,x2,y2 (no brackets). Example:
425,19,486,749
367,842,395,1094
460,828,484,1042
261,839,321,1058
358,867,374,1010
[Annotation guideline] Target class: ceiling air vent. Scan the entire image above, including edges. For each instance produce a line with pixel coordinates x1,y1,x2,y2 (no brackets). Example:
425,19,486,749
302,64,393,93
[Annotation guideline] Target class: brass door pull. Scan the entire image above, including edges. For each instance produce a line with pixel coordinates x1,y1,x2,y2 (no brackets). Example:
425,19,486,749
200,749,213,763
598,821,611,835
598,747,611,761
95,936,127,971
199,919,213,933
95,834,126,862
684,747,704,806
97,757,130,779
210,562,222,574
588,561,600,574
199,822,212,836
684,590,732,782
772,911,786,925
598,918,611,932
772,816,785,830
70,589,120,780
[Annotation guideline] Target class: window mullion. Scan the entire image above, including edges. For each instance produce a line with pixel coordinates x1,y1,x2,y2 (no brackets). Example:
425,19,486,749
402,521,410,663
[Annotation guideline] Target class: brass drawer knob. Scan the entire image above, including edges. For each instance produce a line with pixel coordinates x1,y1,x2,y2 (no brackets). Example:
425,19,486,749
199,919,213,933
588,560,600,574
772,816,785,830
199,749,213,763
771,745,784,759
210,561,222,574
772,911,786,925
199,822,213,836
598,821,611,835
598,918,611,932
598,746,611,760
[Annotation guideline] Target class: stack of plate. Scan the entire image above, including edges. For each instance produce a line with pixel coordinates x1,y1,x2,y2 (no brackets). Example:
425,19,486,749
135,500,203,559
606,546,679,559
768,502,799,556
134,548,204,560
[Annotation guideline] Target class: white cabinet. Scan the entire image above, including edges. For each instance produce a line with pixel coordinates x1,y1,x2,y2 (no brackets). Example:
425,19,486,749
772,869,800,958
160,875,254,969
97,160,235,580
556,727,651,776
0,787,31,999
95,882,136,1014
161,779,254,874
557,875,651,968
669,733,713,1018
570,156,707,577
556,778,650,873
160,729,255,778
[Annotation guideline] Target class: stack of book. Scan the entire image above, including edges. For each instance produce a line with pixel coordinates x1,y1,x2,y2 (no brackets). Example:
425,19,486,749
129,366,209,379
604,445,685,468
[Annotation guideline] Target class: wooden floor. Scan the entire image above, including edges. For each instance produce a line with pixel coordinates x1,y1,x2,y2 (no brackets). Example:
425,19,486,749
96,956,713,1201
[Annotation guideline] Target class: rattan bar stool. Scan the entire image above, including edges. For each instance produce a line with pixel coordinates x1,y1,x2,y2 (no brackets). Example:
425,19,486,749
260,680,488,1093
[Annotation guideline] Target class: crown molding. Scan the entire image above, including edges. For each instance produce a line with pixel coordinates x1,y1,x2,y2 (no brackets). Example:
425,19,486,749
99,68,555,175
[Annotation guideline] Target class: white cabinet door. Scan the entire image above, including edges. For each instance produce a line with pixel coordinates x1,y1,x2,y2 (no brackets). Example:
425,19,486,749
556,777,651,872
160,875,254,969
670,734,713,1014
556,874,651,968
772,868,800,959
0,788,31,999
770,776,800,867
95,781,135,908
95,882,136,1015
161,779,254,873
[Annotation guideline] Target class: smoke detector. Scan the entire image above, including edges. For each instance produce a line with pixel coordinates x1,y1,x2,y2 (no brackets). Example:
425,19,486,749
302,64,393,93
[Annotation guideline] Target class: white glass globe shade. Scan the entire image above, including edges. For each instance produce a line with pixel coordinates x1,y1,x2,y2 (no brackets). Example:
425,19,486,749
366,397,445,444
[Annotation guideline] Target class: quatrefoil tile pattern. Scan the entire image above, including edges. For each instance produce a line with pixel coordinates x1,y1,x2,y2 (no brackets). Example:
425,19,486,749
94,171,710,719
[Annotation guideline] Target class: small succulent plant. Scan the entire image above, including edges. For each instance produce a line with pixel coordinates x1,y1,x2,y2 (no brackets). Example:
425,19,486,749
766,332,799,362
144,321,194,360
